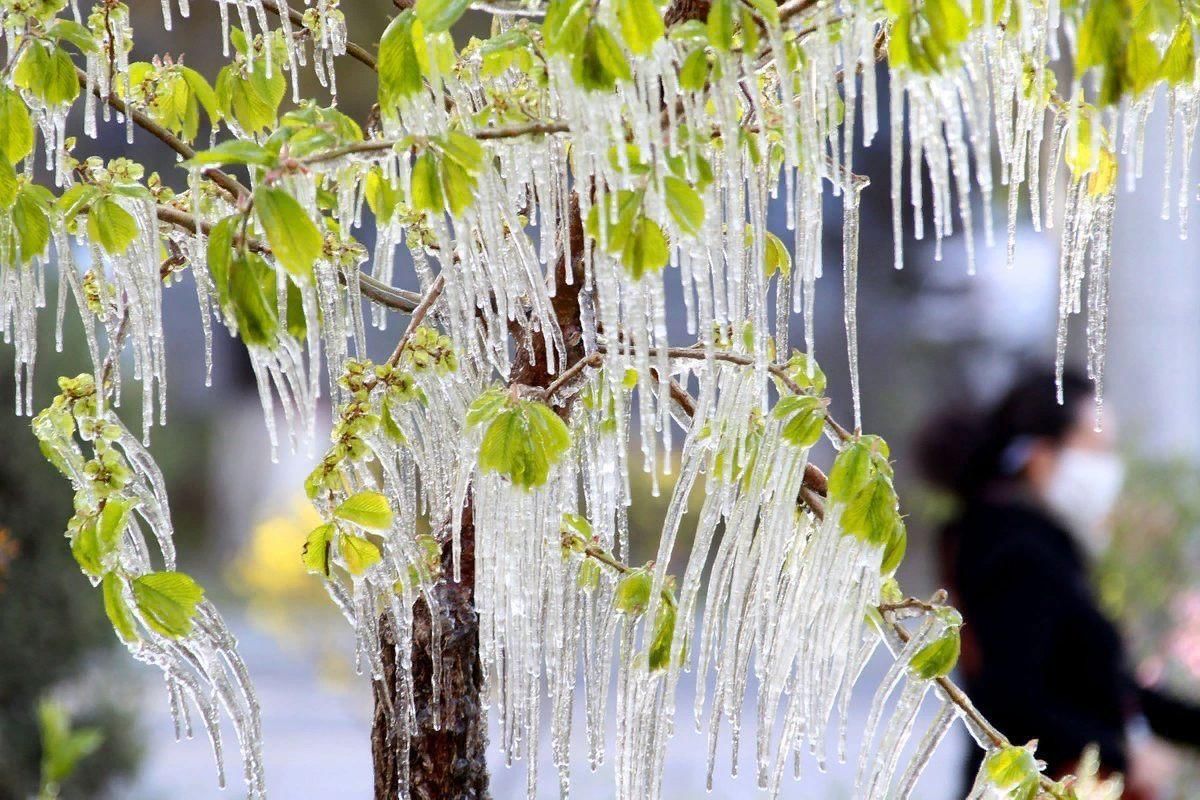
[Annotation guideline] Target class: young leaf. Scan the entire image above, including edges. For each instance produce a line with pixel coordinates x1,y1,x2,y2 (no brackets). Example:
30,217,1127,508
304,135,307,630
87,197,139,256
131,571,205,639
840,473,899,546
663,176,704,236
621,217,669,279
379,11,424,111
189,139,274,167
647,598,677,671
984,745,1039,789
13,186,51,261
410,150,444,214
477,398,572,489
98,496,135,552
415,0,472,33
102,574,139,643
0,87,34,164
0,161,16,210
229,252,279,347
254,186,324,282
909,628,961,680
773,395,826,448
828,439,873,502
616,0,665,56
880,517,907,575
614,570,652,615
302,523,335,576
706,0,735,52
339,532,383,575
334,490,395,531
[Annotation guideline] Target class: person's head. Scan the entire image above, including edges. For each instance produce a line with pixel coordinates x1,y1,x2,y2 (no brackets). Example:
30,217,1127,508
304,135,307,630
917,367,1124,554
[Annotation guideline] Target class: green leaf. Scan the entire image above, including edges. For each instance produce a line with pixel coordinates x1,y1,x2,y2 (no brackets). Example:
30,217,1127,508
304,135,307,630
48,19,99,53
410,150,444,214
841,473,899,546
1161,23,1195,84
206,214,238,306
381,402,408,443
706,0,735,52
573,25,632,91
763,231,791,277
984,745,1039,789
441,158,477,217
339,532,383,575
880,517,907,574
621,217,669,280
663,176,704,237
616,0,665,56
229,252,279,346
70,517,104,576
189,139,274,167
477,397,572,489
0,87,34,163
0,161,16,210
679,48,710,91
365,166,402,222
647,598,676,670
102,574,139,643
254,185,324,282
13,186,51,262
87,197,139,256
131,571,205,639
828,440,873,502
543,0,590,55
98,496,135,552
614,570,652,614
416,0,472,33
14,42,79,106
773,395,826,448
334,490,394,531
302,523,335,576
379,11,424,111
909,628,961,679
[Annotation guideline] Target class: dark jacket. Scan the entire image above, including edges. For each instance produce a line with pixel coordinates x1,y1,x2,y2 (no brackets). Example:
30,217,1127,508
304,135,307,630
942,496,1200,783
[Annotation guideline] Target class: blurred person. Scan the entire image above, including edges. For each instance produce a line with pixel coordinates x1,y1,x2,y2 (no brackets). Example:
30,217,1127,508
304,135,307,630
916,367,1200,799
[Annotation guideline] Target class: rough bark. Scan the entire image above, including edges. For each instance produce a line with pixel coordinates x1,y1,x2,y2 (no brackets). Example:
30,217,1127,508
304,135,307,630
372,502,489,800
372,195,586,798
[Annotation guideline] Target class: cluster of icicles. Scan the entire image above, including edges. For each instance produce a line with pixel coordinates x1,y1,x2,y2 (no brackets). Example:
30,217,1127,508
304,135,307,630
32,396,263,795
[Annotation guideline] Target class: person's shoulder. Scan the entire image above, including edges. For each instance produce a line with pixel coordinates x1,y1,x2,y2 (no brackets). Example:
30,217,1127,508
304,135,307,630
952,499,1076,571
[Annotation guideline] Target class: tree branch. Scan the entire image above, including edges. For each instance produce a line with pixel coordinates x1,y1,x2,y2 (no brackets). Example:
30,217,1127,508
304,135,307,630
302,120,571,166
259,0,379,71
75,67,249,201
386,274,445,364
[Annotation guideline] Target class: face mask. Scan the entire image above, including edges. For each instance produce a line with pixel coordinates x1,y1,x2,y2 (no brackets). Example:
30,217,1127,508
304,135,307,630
1040,447,1125,558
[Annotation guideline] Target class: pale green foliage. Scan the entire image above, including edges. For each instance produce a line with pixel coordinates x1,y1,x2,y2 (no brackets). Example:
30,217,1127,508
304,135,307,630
468,389,572,489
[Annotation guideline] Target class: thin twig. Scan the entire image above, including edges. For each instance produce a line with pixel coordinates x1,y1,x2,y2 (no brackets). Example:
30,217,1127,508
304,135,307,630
302,120,572,166
386,274,445,365
75,67,249,200
259,0,378,70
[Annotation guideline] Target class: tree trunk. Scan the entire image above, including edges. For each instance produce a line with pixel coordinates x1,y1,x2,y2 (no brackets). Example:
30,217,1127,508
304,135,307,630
372,503,490,800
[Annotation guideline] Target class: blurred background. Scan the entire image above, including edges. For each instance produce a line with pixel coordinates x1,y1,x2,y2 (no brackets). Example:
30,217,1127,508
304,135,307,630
4,2,1200,798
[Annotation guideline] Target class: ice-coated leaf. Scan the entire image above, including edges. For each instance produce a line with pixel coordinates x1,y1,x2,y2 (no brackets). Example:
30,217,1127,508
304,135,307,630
132,571,204,639
189,139,275,167
621,217,669,280
908,628,960,680
87,197,139,256
415,0,472,34
339,532,383,575
615,0,665,56
102,574,139,643
254,185,323,282
647,598,676,671
477,398,571,489
334,490,394,531
984,745,1040,789
841,473,899,545
773,395,826,448
379,11,424,110
663,176,704,236
828,439,873,502
302,523,335,576
614,570,652,615
0,87,33,164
